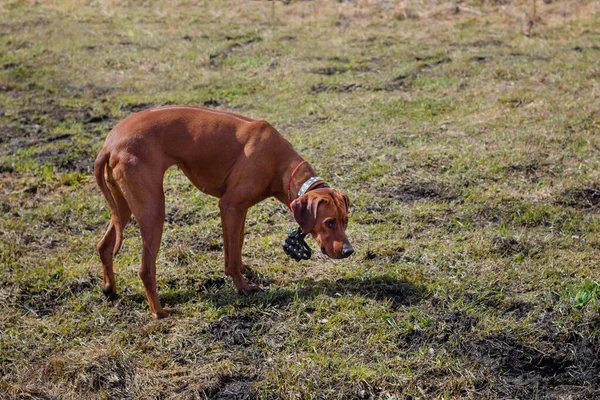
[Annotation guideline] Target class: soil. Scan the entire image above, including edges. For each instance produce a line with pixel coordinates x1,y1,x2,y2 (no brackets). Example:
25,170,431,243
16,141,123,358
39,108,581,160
386,182,459,203
308,66,348,75
310,82,362,93
467,332,600,399
202,374,258,400
504,160,545,183
379,57,452,91
396,301,600,399
559,186,600,209
16,274,99,317
35,146,94,173
491,236,532,257
208,315,259,348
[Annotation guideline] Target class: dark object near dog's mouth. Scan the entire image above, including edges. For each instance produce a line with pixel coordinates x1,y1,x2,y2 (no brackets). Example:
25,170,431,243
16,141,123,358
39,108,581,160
283,227,312,261
321,247,327,255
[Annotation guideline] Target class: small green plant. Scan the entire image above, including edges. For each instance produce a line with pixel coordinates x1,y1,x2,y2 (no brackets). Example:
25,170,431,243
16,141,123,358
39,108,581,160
574,279,600,308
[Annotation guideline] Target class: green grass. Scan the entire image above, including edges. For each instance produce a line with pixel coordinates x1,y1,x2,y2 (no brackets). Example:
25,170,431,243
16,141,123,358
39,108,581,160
1,0,600,398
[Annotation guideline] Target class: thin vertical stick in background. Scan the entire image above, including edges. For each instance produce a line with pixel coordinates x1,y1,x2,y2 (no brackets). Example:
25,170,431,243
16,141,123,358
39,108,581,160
271,0,275,22
524,0,536,36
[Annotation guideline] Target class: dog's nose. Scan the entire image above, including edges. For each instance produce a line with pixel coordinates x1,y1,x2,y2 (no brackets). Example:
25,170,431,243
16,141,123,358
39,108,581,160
341,243,354,258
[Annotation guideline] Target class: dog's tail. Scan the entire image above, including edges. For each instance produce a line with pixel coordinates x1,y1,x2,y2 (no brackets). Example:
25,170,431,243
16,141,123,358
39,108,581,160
94,150,123,256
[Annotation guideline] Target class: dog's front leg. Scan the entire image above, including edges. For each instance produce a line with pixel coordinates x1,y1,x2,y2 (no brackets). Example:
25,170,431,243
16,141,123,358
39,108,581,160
219,200,261,294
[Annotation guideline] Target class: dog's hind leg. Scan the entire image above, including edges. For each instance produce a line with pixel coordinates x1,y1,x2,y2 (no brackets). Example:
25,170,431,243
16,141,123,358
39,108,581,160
97,179,131,299
135,192,173,319
113,163,172,319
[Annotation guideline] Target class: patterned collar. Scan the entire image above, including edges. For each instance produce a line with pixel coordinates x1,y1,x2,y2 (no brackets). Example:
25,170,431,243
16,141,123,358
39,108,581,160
297,176,327,197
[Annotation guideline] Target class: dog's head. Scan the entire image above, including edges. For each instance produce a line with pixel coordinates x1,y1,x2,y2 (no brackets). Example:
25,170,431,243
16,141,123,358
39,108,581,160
290,188,354,259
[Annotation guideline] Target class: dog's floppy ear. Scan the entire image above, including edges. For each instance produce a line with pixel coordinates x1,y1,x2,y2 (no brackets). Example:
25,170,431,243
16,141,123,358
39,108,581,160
333,189,350,213
342,193,350,213
291,196,322,233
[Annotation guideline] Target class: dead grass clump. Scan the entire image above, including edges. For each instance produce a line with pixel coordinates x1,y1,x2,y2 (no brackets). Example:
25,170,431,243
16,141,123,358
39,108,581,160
4,348,137,399
61,348,137,397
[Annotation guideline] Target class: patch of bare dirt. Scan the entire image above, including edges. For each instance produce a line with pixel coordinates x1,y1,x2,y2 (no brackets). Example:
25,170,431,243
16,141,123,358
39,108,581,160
470,55,488,62
362,246,406,262
504,160,546,183
201,374,258,400
466,332,600,399
474,204,514,227
165,206,203,226
203,99,221,107
504,300,536,320
385,182,459,203
310,82,362,93
208,315,259,348
379,56,452,91
508,52,550,62
394,298,599,398
0,101,117,173
397,328,432,349
558,186,600,209
123,102,156,113
491,236,531,257
470,38,504,47
35,146,94,173
308,66,348,75
208,34,262,67
16,274,99,317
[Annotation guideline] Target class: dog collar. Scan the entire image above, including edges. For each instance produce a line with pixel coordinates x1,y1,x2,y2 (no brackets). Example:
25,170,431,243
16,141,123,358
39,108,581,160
297,176,326,197
286,160,330,211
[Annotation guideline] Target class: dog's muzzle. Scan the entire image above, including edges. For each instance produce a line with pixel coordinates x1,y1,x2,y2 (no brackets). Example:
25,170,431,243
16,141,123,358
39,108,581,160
341,242,354,258
283,227,312,261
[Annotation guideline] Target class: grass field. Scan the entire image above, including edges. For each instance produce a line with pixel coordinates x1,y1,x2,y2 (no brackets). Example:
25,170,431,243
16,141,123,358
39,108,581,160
1,0,600,398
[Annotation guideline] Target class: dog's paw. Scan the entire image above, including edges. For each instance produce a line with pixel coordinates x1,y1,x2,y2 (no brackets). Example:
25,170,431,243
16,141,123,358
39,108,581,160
238,284,263,295
152,307,176,319
102,286,119,301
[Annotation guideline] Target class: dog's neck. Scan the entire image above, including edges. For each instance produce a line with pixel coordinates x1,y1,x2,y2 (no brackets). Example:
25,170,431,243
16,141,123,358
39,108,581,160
282,160,323,207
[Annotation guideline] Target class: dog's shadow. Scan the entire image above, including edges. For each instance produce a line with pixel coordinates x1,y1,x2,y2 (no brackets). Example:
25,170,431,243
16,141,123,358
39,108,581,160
124,274,425,312
199,275,426,310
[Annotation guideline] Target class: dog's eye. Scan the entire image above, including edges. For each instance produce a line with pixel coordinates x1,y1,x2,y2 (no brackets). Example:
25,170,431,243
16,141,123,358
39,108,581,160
325,219,336,229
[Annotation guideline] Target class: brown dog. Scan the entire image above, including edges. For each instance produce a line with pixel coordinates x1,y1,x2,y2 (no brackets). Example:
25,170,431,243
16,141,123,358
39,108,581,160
94,106,353,318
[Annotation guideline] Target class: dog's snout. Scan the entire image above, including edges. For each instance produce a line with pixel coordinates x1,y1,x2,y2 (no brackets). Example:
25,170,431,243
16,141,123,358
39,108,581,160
341,243,354,258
